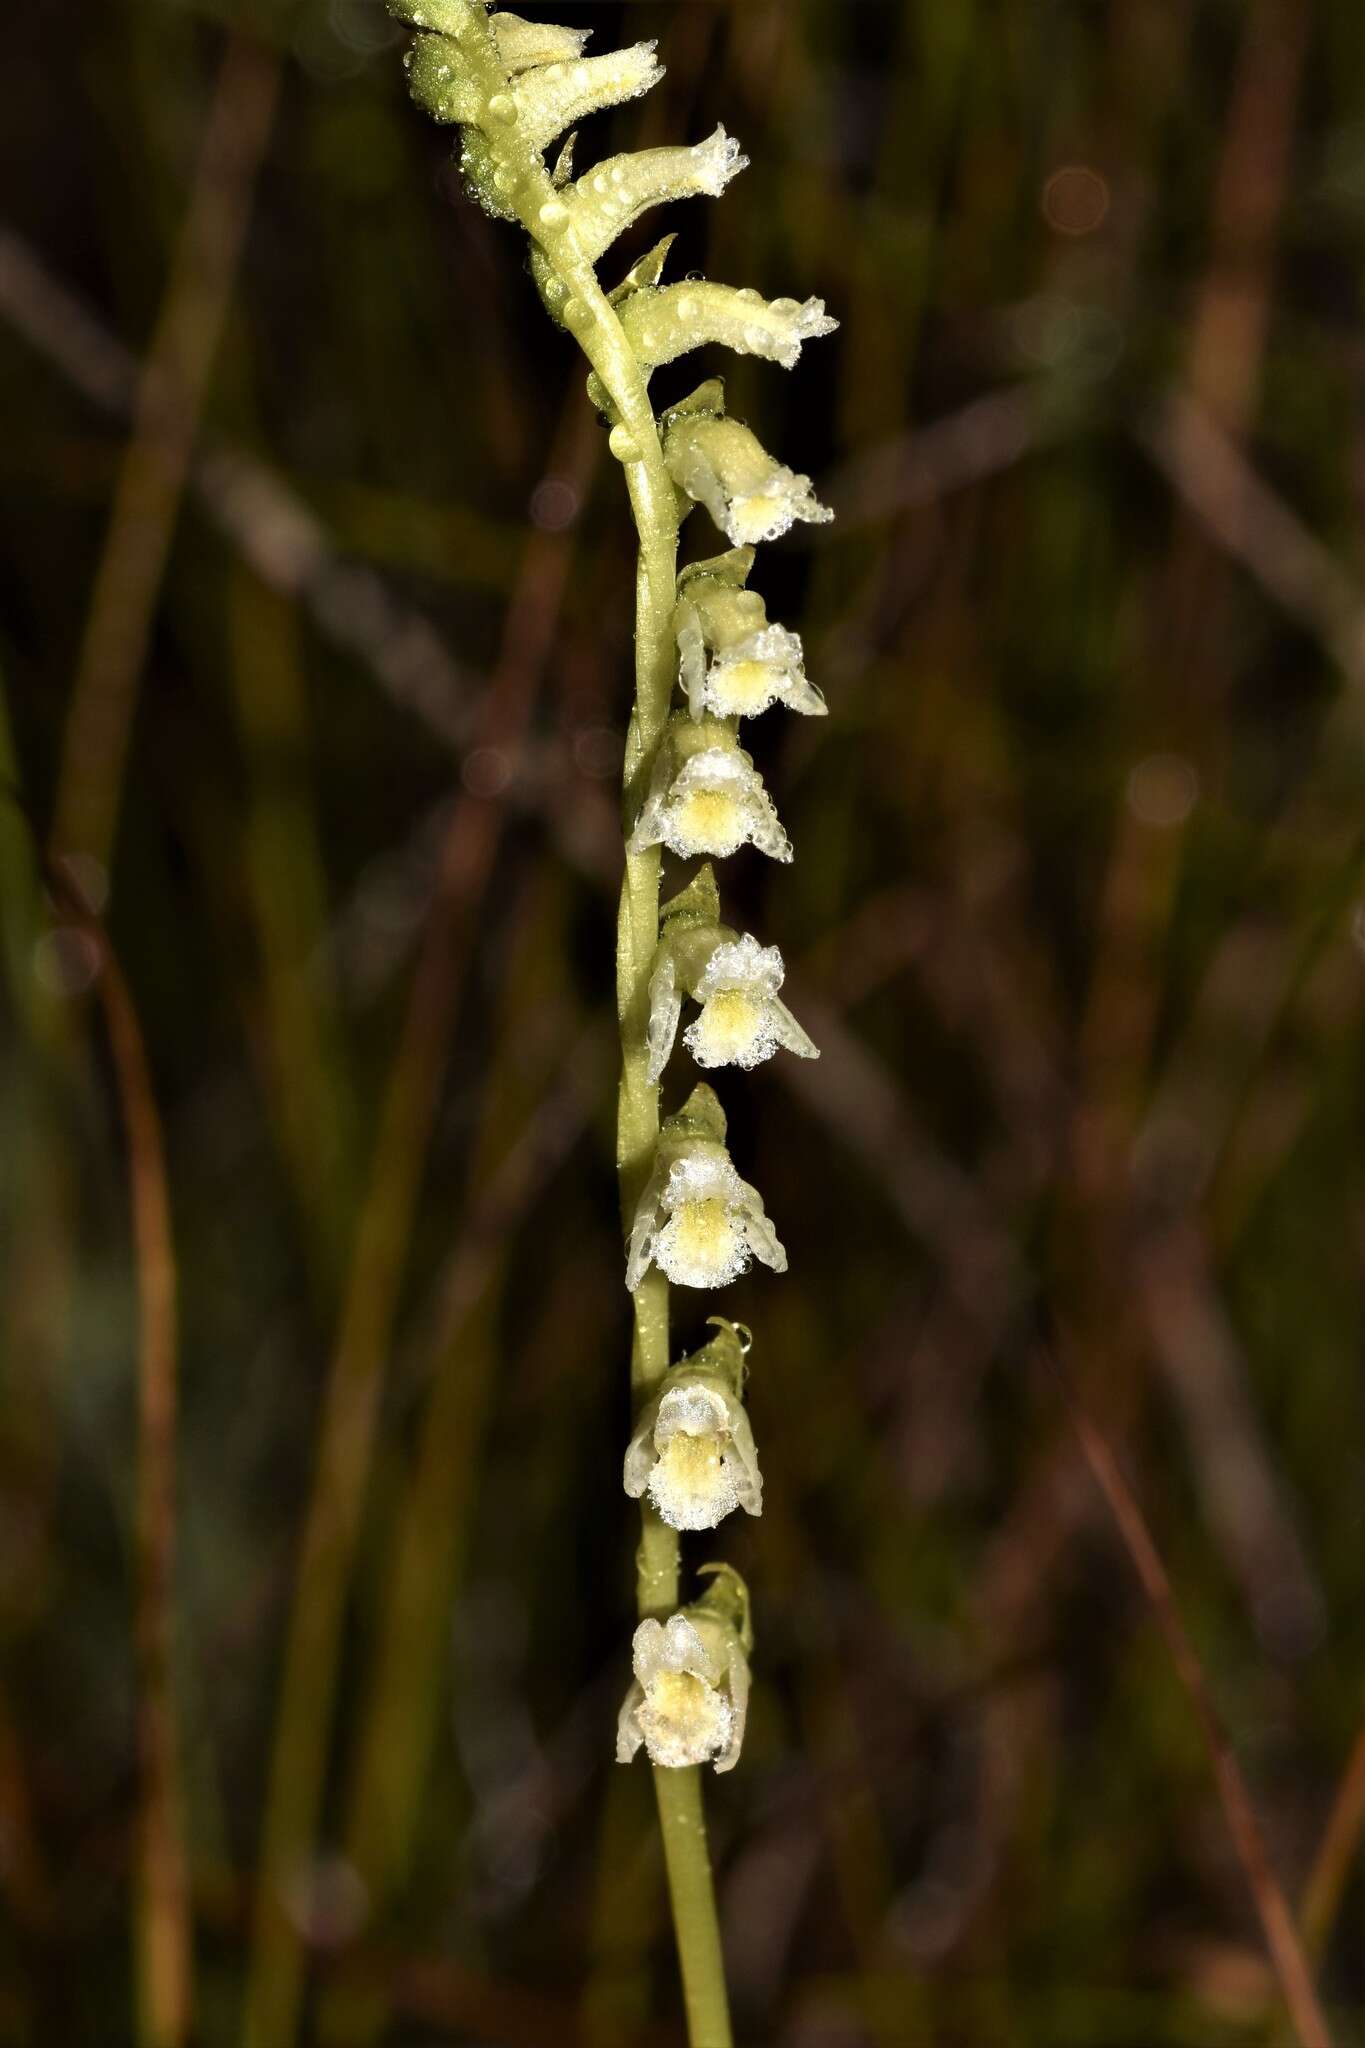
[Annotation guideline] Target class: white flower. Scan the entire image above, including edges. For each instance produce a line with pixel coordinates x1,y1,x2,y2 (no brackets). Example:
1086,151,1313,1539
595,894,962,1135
627,717,791,863
664,412,833,547
616,1611,750,1772
631,1151,784,1290
674,552,826,723
626,1085,786,1292
701,625,826,720
647,899,819,1084
687,934,819,1071
623,1327,762,1530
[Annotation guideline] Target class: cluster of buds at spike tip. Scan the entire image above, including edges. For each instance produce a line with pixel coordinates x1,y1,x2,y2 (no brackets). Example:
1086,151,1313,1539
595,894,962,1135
647,866,818,1083
386,1,839,1787
624,1319,762,1531
617,1566,753,1772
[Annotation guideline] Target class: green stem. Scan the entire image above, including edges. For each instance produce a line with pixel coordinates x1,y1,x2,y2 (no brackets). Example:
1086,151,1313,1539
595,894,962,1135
442,18,733,2038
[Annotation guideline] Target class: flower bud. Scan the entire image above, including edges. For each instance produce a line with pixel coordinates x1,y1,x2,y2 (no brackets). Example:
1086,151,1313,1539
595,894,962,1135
618,282,837,375
664,412,834,547
626,1084,785,1292
616,1567,753,1773
675,552,826,721
647,866,819,1083
568,127,747,267
490,12,591,73
509,40,664,155
448,37,665,218
627,715,791,863
624,1320,761,1530
388,0,483,34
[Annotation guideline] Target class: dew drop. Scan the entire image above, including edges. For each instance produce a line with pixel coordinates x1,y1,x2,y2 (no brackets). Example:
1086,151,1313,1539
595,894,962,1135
563,298,590,330
609,424,642,463
487,93,518,127
539,198,570,228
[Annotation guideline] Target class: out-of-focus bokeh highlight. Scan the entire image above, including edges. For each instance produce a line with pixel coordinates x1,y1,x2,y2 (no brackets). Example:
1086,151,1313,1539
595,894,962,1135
3,1,1365,2042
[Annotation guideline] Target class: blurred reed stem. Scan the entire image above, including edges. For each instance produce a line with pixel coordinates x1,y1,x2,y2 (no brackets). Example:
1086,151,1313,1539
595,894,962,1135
53,34,280,874
69,882,192,2048
229,568,358,1296
244,388,587,2048
318,994,603,2044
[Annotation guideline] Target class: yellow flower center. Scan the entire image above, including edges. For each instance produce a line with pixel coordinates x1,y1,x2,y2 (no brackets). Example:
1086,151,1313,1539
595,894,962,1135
665,1197,739,1275
732,492,786,541
671,786,747,853
710,659,778,713
656,1428,726,1498
692,987,766,1064
639,1669,732,1766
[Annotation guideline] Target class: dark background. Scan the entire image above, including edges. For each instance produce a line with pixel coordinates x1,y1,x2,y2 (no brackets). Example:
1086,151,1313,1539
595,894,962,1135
2,0,1365,2042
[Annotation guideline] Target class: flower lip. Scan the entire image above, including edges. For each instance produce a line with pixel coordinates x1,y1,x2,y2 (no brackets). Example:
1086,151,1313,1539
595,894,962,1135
702,626,827,721
648,1385,740,1529
654,1152,751,1288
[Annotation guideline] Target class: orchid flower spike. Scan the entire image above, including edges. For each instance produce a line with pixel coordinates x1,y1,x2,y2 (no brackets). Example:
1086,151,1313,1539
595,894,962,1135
663,386,834,547
646,866,819,1084
627,714,791,863
674,549,826,722
617,1565,753,1772
626,1083,785,1292
624,1319,761,1531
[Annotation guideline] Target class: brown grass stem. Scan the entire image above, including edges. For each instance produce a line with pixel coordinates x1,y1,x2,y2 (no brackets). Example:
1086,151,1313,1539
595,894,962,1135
242,393,597,2048
52,35,280,871
1040,1341,1332,2048
49,866,192,2048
